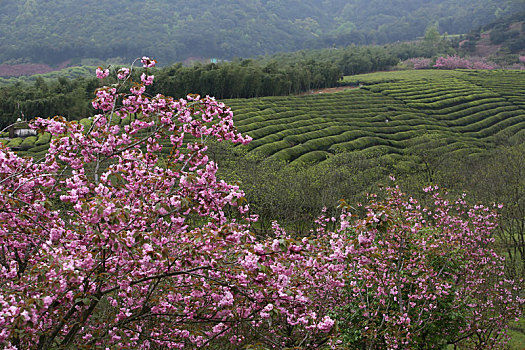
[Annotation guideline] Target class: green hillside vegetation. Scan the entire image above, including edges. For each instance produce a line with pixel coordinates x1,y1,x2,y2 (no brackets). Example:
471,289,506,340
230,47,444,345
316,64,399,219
8,69,525,236
5,69,525,215
222,70,525,166
213,69,525,236
0,0,523,65
460,10,525,62
9,69,525,167
0,66,97,87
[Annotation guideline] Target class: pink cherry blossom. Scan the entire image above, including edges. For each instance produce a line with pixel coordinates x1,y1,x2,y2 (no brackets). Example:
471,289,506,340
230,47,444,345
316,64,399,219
141,56,156,68
434,55,496,70
95,67,110,79
117,67,130,80
317,315,335,332
140,73,154,86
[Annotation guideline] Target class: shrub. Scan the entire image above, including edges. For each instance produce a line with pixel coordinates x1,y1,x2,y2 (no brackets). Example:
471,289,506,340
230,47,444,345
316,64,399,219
5,137,22,148
34,132,52,146
434,55,496,70
336,186,523,349
403,57,434,69
18,136,37,150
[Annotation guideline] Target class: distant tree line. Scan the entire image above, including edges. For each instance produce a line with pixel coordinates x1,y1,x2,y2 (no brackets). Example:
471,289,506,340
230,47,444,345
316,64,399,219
0,42,451,129
0,77,97,130
151,59,342,99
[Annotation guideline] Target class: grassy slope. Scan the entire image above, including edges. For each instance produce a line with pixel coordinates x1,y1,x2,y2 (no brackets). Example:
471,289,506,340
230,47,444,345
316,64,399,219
7,69,525,165
220,69,525,165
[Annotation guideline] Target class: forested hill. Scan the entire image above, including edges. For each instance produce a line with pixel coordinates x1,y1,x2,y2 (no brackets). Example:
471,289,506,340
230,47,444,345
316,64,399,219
1,0,524,65
460,10,525,56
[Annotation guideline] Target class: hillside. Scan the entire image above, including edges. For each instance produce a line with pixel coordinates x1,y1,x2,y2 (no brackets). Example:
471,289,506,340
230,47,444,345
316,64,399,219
225,69,525,164
460,10,525,59
6,69,525,166
0,0,524,66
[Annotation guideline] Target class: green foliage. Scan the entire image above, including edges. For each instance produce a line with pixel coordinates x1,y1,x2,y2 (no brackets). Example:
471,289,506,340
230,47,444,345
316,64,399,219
6,138,22,148
151,58,343,99
460,10,525,60
18,136,37,150
79,118,92,131
0,66,96,87
0,0,522,65
2,42,437,129
508,319,525,349
0,76,95,129
290,150,329,164
35,132,52,146
218,70,525,165
27,144,50,153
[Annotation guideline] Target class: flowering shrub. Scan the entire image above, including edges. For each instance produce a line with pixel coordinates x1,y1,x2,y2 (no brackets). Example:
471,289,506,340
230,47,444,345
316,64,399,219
434,55,473,69
470,60,496,70
336,186,523,349
403,57,433,69
434,55,496,70
519,56,525,64
0,58,521,349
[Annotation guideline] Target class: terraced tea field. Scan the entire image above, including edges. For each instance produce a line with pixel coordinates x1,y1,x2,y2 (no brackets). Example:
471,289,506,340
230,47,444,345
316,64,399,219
225,69,525,164
2,69,525,164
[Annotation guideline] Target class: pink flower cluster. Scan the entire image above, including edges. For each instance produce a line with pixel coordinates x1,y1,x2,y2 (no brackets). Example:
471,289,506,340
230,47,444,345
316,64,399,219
140,72,154,86
403,57,433,69
335,187,523,348
95,67,109,79
117,67,130,80
434,55,496,70
141,56,156,68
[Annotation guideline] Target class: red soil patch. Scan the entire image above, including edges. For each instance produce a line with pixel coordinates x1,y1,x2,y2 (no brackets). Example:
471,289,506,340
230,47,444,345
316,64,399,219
0,61,73,77
0,64,54,77
475,33,501,57
297,86,358,96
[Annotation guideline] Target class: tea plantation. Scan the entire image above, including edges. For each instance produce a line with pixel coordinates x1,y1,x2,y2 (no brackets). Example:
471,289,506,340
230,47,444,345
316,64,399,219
2,69,525,165
225,69,525,164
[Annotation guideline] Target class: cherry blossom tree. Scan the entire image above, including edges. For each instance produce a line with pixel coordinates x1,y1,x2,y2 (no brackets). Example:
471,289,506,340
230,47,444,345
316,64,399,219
403,57,433,69
0,57,344,349
0,57,521,349
336,186,523,349
434,55,496,70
